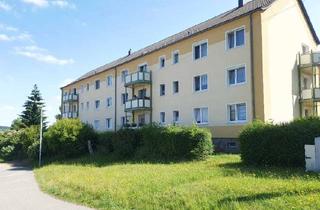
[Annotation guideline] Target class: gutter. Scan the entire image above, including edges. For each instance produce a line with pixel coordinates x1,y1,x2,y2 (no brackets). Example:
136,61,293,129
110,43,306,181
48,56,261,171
250,13,256,120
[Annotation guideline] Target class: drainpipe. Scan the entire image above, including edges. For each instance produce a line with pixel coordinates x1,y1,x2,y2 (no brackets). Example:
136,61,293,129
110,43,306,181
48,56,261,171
114,67,118,132
250,13,256,120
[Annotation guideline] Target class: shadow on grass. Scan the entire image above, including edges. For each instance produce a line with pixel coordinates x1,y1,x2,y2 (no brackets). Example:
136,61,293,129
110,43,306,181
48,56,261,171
218,162,320,179
40,153,194,168
217,188,320,206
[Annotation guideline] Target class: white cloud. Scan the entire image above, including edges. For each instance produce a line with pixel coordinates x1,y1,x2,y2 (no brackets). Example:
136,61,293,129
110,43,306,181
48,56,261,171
21,0,76,9
14,45,75,65
51,0,76,9
0,1,12,11
0,32,33,42
22,0,48,7
0,24,19,32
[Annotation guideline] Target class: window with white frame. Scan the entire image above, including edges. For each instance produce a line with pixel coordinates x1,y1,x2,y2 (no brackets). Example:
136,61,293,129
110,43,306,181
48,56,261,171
227,27,245,49
228,66,246,85
228,103,247,122
173,51,179,64
86,83,90,91
173,111,180,123
81,85,84,94
194,74,208,92
95,100,100,109
159,56,166,69
95,80,100,90
139,64,147,72
160,84,165,96
94,120,100,130
193,41,208,60
86,101,90,110
160,112,165,124
106,97,112,107
173,81,179,94
107,76,113,87
81,103,84,111
194,108,208,124
121,93,128,104
106,118,112,129
121,70,128,83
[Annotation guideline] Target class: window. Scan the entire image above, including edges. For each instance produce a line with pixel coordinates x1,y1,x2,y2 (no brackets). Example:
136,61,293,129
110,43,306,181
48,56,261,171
139,64,147,72
160,84,165,96
86,101,90,110
95,80,100,89
81,85,84,94
228,66,246,85
106,118,112,129
194,74,208,92
227,27,245,49
107,76,113,87
122,93,128,104
94,120,100,130
159,56,166,69
73,88,77,94
303,77,308,90
86,83,90,91
138,114,146,126
302,44,310,54
227,142,237,149
228,103,247,122
106,97,112,107
173,81,179,94
193,41,208,60
160,112,166,124
95,100,100,109
81,103,84,111
194,108,208,124
121,70,128,83
121,117,126,126
173,51,179,64
173,111,180,123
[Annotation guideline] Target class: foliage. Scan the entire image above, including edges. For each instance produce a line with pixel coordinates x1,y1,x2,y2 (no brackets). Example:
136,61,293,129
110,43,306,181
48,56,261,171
44,119,97,159
10,118,27,131
136,124,213,160
35,155,320,210
112,129,141,159
96,132,114,153
20,84,47,127
240,117,320,167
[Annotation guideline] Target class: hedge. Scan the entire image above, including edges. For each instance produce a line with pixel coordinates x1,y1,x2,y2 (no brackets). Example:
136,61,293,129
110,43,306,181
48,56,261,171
97,124,213,161
240,117,320,167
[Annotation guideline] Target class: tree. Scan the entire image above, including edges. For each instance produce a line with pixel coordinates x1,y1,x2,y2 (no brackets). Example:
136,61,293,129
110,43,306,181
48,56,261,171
10,118,26,131
20,84,47,127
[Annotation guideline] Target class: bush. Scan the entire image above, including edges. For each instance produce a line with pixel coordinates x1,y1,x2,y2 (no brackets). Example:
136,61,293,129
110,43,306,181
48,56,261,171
240,118,320,167
112,129,141,159
44,119,97,159
19,125,41,160
97,132,114,153
0,130,25,160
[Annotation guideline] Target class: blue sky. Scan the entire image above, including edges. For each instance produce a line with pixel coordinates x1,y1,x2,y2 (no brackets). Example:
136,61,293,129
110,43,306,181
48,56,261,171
0,0,319,126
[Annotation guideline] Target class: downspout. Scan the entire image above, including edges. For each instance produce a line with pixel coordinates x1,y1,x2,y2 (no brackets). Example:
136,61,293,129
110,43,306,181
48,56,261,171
114,67,118,132
250,13,256,120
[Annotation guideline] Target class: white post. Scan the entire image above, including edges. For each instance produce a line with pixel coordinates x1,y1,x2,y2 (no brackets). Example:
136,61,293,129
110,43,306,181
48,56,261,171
39,109,43,167
315,137,320,172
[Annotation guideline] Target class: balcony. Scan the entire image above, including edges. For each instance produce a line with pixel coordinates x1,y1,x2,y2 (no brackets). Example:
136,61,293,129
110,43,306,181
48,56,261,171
63,94,78,102
301,88,320,100
62,112,78,119
299,52,320,67
125,71,151,87
125,98,151,112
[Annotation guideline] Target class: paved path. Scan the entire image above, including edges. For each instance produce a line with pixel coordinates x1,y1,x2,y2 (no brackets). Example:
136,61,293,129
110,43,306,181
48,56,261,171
0,162,93,210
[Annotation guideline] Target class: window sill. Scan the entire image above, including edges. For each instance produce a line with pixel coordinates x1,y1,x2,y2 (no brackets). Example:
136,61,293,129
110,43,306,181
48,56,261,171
228,82,246,87
226,45,245,51
194,89,208,94
227,120,247,125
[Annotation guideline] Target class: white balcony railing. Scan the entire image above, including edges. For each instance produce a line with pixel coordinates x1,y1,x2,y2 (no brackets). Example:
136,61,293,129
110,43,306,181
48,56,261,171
125,99,151,111
300,52,320,66
301,88,320,100
125,71,151,86
63,94,78,102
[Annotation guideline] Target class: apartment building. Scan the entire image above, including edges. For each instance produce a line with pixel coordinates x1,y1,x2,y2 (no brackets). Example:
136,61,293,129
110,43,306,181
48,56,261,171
61,0,319,152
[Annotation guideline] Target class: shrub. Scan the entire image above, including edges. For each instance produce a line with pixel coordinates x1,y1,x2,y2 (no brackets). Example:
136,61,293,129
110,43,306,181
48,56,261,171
19,125,41,160
97,132,114,153
136,124,213,161
0,130,24,160
240,118,320,167
44,119,97,159
112,129,141,159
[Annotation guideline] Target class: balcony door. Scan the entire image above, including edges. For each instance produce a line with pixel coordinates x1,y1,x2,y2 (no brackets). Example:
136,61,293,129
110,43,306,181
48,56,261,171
139,64,147,72
138,89,147,99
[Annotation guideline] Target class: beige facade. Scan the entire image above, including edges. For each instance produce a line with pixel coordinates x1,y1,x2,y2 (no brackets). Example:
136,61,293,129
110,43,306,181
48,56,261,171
61,0,319,139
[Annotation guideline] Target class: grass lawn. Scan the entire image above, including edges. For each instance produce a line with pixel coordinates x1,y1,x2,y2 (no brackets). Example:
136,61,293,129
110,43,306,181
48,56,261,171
34,155,320,210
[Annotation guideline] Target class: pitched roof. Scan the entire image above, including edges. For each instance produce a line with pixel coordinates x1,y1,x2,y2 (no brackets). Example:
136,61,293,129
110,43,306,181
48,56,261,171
63,0,318,88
